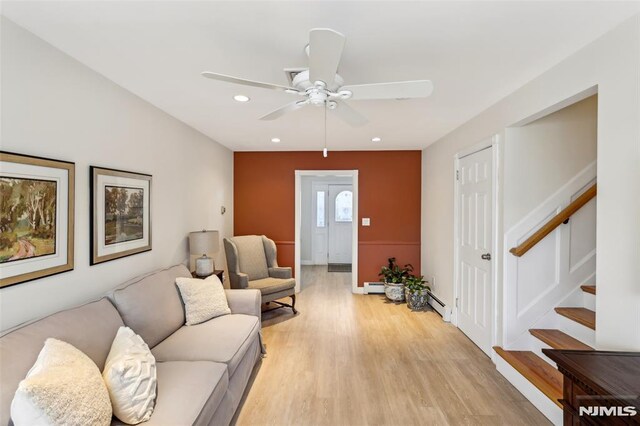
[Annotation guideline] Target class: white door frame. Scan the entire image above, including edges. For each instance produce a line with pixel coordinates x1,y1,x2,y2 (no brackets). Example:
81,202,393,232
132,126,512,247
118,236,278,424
452,134,502,358
295,170,360,294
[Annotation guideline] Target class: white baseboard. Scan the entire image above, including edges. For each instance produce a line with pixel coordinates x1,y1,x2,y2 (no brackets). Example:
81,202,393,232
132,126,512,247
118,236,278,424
301,260,314,266
428,292,452,322
494,352,562,425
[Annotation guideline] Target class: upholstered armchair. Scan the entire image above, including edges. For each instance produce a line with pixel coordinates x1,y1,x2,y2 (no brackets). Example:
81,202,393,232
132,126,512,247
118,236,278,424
223,235,297,314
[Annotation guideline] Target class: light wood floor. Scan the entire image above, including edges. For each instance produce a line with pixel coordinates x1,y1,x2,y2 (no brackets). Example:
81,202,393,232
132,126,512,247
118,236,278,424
234,266,550,425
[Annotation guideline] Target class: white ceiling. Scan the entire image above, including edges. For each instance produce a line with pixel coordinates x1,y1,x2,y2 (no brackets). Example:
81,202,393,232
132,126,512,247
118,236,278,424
3,1,639,151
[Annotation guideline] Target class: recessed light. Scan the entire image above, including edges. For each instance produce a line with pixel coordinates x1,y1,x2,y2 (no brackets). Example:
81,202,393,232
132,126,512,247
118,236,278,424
233,95,250,102
371,137,382,142
271,137,281,143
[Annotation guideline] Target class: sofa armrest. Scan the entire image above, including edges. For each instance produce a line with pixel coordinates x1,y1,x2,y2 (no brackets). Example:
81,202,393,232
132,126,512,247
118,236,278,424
269,267,292,279
225,289,261,320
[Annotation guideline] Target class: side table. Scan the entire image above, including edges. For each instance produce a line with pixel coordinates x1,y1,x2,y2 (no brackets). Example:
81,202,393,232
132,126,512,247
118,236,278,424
191,270,225,283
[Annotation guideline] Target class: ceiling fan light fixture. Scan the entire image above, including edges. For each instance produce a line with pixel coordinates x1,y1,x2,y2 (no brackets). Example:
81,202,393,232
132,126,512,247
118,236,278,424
233,94,250,102
271,137,281,143
371,137,382,142
202,28,433,130
323,148,328,158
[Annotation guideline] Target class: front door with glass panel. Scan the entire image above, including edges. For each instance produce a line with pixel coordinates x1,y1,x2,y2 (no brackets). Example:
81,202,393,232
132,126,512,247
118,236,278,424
328,184,353,264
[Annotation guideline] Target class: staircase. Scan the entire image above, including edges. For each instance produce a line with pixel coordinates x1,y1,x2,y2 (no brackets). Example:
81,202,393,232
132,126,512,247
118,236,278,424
495,284,596,424
496,163,598,425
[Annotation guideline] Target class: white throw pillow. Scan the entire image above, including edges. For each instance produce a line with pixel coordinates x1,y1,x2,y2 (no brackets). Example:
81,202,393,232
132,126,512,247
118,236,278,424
10,338,112,426
103,327,157,425
176,274,231,325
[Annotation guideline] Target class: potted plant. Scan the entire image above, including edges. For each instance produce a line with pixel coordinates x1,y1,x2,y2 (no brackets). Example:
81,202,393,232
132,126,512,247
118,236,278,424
404,275,431,310
378,257,413,302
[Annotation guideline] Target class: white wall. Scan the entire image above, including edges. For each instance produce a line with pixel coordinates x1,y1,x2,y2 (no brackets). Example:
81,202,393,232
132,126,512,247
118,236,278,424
421,14,640,350
504,95,597,230
0,18,234,331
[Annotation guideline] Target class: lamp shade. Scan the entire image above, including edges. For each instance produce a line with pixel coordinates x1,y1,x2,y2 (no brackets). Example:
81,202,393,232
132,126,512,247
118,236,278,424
189,230,219,256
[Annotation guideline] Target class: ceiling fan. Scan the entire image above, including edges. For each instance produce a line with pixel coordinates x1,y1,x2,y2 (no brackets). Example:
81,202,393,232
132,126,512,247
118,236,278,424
201,28,433,127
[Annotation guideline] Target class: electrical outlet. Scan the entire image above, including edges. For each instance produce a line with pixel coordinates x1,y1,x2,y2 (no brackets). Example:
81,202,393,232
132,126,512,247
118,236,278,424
431,276,436,289
362,218,371,226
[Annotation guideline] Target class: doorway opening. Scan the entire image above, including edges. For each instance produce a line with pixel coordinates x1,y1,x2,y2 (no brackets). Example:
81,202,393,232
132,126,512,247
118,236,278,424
295,170,359,293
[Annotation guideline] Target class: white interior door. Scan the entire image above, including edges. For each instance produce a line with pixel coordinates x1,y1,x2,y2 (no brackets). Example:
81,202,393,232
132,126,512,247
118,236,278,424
328,184,353,264
312,184,329,265
457,147,493,356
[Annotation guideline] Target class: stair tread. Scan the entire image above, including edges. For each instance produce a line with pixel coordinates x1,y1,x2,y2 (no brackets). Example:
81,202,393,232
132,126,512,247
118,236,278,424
580,285,596,295
494,347,563,407
530,329,594,350
555,307,596,330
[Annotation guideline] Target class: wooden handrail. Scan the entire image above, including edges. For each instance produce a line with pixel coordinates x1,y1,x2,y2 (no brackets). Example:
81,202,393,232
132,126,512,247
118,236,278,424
510,183,597,257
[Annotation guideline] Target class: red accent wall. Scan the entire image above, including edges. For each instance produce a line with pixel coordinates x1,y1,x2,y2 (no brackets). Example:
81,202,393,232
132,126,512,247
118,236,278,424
234,151,422,286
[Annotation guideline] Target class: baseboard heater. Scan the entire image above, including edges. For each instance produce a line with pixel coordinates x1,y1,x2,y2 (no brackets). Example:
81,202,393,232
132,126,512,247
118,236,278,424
427,292,452,322
363,282,385,294
364,283,452,322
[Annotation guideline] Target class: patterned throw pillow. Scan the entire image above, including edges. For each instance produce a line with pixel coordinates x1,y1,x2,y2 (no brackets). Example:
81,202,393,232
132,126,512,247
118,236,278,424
176,274,231,325
103,327,157,424
11,338,112,426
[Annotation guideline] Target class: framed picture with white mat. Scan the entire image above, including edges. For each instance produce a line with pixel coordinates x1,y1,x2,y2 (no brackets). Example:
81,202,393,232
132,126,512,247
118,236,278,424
90,166,151,265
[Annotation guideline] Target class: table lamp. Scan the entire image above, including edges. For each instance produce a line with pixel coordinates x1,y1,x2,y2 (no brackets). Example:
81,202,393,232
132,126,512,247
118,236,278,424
189,230,219,277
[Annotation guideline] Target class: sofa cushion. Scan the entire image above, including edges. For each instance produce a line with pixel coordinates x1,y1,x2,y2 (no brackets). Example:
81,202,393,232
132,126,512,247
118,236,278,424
231,236,269,280
0,298,123,426
112,361,228,426
109,265,190,348
151,314,259,377
249,277,295,295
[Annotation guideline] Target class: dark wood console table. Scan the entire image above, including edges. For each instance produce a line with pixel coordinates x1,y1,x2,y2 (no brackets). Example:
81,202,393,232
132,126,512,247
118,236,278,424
543,349,640,425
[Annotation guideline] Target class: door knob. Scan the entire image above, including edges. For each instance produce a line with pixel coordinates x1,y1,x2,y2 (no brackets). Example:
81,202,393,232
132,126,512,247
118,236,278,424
481,253,492,261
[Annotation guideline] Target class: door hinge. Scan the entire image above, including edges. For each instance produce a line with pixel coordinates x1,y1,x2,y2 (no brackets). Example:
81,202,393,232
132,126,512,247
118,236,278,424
455,297,459,308
456,170,460,181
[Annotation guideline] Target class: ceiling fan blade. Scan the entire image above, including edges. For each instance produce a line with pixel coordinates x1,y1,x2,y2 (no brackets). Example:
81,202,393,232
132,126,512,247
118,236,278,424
341,80,434,100
329,102,368,127
308,28,346,86
201,71,298,93
259,100,309,121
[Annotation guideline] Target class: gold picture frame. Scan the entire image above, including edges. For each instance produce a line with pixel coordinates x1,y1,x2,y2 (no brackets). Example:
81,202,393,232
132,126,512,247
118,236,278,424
90,166,152,265
0,151,75,288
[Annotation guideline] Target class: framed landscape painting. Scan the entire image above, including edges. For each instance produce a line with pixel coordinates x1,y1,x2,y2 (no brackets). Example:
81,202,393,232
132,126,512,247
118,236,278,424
0,151,75,288
90,167,151,265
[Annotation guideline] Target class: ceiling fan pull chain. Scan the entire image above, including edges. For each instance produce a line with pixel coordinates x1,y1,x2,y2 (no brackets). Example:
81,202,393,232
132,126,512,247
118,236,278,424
323,103,328,158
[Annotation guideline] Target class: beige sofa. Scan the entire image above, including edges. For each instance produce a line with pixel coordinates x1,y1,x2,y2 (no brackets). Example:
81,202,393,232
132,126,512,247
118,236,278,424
0,264,263,426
